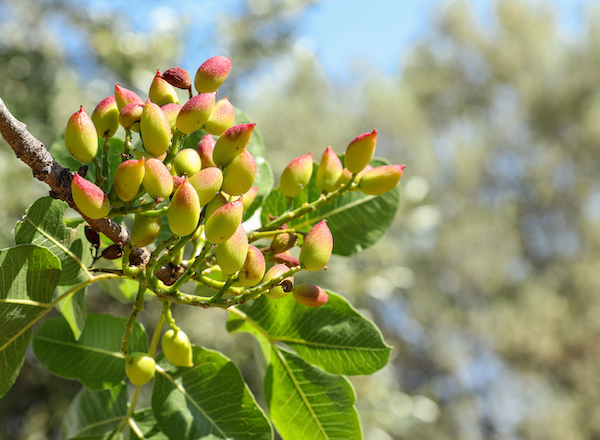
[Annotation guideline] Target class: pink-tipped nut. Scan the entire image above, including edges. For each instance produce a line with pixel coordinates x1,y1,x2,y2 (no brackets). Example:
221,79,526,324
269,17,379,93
213,123,255,168
299,220,333,272
316,147,343,193
279,152,313,199
194,56,232,93
149,69,179,106
203,96,235,135
358,165,405,196
293,284,328,307
114,83,143,111
65,106,98,163
176,92,216,134
91,95,119,138
344,129,377,174
71,173,110,219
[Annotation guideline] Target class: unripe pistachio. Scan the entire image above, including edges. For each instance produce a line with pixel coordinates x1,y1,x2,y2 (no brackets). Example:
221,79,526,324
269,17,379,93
204,193,227,220
238,245,266,287
176,92,216,134
221,149,257,196
126,352,156,386
344,129,377,174
119,102,144,132
205,198,244,244
91,95,119,138
143,158,173,199
167,177,200,236
114,157,145,202
162,67,192,91
161,329,193,367
197,134,216,168
161,103,182,133
173,148,202,177
213,123,255,168
263,264,294,299
242,187,258,210
216,223,249,275
293,284,328,307
316,147,343,193
149,69,179,106
141,100,172,157
203,97,235,135
358,165,406,196
71,173,110,219
114,83,143,111
279,152,313,199
270,227,298,254
65,106,98,163
188,167,223,206
299,220,333,272
194,56,232,93
130,214,162,247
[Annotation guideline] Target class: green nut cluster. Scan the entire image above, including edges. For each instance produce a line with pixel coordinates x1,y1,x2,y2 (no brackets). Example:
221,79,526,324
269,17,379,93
61,57,405,376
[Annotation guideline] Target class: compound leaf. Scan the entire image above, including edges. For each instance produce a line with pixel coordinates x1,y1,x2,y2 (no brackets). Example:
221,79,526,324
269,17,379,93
265,347,361,440
152,346,272,440
0,244,62,398
33,314,148,390
14,196,93,286
228,292,391,376
62,382,128,440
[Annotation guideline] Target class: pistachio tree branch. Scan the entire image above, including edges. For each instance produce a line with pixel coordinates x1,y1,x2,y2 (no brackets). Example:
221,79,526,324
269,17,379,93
0,96,129,246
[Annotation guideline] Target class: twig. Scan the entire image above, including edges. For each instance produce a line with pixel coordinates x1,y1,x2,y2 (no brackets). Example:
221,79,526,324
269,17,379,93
0,96,130,246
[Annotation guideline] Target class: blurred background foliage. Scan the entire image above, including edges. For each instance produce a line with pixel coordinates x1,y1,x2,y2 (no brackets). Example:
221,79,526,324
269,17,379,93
1,0,600,439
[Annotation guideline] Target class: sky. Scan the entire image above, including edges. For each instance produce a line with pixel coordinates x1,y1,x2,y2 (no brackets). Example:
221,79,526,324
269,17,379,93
297,0,595,82
71,0,598,87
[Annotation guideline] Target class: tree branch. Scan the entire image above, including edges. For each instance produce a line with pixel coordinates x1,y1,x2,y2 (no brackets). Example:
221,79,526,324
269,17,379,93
0,96,129,245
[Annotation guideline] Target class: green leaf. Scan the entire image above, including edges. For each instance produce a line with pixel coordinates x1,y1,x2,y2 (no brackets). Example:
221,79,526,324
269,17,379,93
33,314,148,390
14,197,93,286
62,382,128,440
0,244,62,397
55,285,87,340
228,292,391,376
152,346,273,440
99,277,143,303
265,347,361,440
130,409,169,440
261,158,400,256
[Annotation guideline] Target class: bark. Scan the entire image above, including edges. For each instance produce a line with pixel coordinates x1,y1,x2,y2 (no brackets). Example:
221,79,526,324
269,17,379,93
0,97,129,246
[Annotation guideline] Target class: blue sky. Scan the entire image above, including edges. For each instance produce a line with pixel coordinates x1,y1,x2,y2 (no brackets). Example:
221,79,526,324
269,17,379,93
297,0,595,82
79,0,597,83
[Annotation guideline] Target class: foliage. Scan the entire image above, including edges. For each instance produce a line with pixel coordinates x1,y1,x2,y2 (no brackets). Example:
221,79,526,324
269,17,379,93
0,48,404,439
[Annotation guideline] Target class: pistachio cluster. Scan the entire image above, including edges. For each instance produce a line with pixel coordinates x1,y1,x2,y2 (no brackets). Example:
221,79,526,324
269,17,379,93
61,56,404,385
